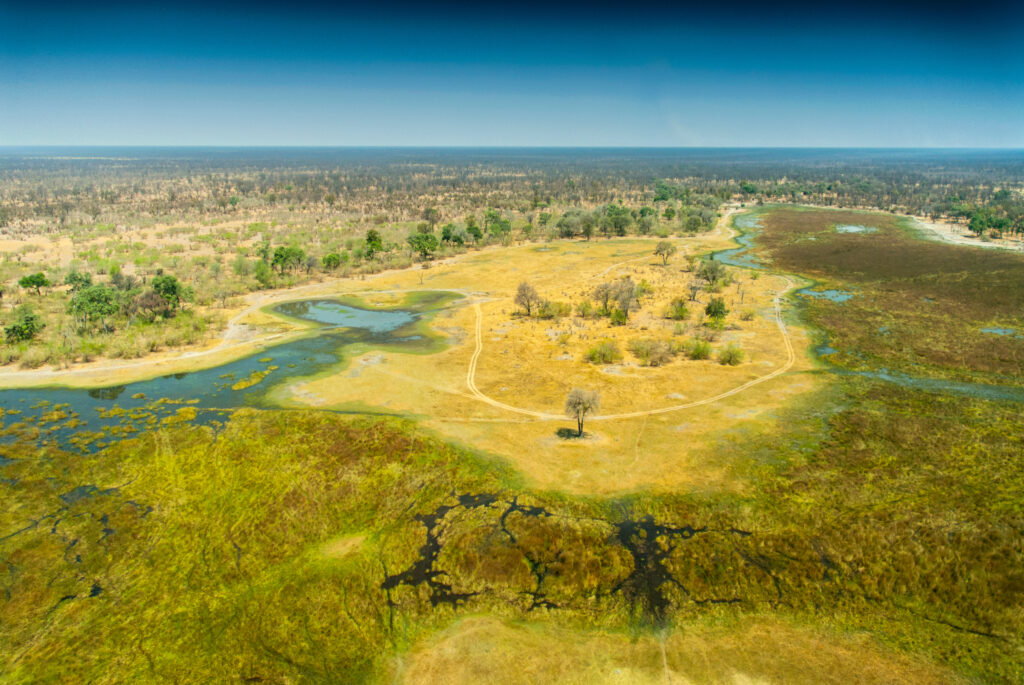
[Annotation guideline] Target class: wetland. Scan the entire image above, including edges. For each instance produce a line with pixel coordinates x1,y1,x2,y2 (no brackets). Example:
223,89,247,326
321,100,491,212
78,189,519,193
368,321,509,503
2,149,1023,683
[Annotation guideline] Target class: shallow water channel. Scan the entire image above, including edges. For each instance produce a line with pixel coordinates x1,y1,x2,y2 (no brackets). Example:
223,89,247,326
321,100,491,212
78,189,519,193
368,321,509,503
0,296,447,451
712,212,764,269
716,212,1024,402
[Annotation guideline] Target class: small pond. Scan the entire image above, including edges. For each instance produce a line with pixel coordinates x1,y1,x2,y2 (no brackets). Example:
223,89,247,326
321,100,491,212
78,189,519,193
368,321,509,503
798,288,854,303
981,327,1020,338
277,300,416,331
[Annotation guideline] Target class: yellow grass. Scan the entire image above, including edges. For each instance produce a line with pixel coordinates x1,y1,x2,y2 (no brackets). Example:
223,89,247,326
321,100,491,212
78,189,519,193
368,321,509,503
318,533,366,559
393,615,956,685
282,217,817,495
3,211,820,495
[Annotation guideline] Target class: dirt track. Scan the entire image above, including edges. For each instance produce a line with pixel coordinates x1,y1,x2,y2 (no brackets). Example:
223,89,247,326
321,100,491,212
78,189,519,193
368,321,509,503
464,275,797,421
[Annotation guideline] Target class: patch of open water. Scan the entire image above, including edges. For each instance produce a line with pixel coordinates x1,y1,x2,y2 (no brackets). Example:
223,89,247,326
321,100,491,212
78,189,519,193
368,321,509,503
798,288,854,303
981,327,1020,338
712,213,764,269
0,298,446,453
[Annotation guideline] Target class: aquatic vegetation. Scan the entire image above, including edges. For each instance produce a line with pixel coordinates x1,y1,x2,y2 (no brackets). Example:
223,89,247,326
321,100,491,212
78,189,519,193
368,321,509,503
0,291,460,449
230,365,278,391
756,207,1024,382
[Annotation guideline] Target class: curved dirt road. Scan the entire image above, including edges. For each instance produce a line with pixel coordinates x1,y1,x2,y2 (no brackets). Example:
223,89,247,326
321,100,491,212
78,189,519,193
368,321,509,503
465,274,797,421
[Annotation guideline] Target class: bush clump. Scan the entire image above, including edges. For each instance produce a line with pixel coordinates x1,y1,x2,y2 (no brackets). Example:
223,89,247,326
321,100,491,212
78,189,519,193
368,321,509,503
585,339,622,364
705,296,728,321
537,300,571,319
629,338,674,366
684,338,712,360
718,344,745,365
663,297,690,321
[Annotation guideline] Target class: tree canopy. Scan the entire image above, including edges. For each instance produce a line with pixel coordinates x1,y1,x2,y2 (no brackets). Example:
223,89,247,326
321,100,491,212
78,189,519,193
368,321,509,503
514,282,541,316
19,272,50,295
152,275,191,311
69,284,118,329
407,232,439,259
654,241,677,265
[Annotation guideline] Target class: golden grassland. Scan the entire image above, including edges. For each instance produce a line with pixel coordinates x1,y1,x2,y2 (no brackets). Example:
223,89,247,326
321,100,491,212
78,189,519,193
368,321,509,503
395,615,955,685
271,220,817,495
0,209,819,494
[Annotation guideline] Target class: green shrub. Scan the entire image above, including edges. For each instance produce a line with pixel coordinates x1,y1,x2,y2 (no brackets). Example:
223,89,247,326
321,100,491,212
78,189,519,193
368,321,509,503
685,339,712,360
537,300,571,319
718,344,744,365
585,339,622,364
663,297,689,320
575,301,594,318
609,309,627,326
705,296,728,320
5,306,44,343
78,339,105,362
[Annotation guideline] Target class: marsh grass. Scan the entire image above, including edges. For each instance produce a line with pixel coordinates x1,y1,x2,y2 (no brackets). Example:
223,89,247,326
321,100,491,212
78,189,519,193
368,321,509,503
757,206,1024,383
2,387,1021,681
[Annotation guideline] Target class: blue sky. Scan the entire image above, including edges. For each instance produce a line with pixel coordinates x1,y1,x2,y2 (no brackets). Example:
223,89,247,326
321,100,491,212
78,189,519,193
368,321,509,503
2,1,1022,146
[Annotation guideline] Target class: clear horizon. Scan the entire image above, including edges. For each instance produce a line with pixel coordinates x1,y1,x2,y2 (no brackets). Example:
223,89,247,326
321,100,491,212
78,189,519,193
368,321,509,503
3,1,1022,147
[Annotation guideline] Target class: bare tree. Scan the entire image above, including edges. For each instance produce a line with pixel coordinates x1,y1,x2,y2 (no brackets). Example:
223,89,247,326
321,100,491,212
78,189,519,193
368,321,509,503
614,277,638,319
565,388,600,437
593,282,614,313
514,281,541,316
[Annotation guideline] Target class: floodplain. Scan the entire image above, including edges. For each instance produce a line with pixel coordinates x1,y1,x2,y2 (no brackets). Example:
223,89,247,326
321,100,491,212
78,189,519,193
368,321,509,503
2,184,1024,683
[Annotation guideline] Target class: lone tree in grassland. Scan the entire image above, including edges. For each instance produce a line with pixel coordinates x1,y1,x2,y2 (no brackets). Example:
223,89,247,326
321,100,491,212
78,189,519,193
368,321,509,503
654,241,677,265
19,272,50,295
515,281,542,316
565,388,600,437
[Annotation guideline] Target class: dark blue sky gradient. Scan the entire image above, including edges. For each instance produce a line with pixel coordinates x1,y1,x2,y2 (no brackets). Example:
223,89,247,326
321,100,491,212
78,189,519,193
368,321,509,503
2,1,1022,146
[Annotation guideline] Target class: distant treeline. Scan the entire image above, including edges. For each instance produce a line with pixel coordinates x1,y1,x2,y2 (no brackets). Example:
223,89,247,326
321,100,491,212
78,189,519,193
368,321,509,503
1,148,1021,232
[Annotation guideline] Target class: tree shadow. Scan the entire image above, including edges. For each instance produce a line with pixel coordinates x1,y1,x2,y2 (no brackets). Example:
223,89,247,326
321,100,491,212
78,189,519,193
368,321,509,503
556,427,584,439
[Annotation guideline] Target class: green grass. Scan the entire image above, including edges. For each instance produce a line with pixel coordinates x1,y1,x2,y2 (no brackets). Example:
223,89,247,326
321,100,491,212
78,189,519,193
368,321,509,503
1,386,1022,682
